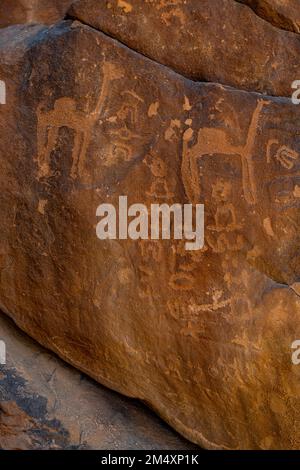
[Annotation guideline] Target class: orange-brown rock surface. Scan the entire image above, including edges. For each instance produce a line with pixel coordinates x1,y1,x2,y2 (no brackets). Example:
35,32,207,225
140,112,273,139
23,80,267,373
240,0,300,33
0,0,73,28
1,17,300,450
0,313,194,449
69,0,300,97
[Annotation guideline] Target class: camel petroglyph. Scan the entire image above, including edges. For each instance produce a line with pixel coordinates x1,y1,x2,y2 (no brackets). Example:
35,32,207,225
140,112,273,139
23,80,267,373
182,99,270,205
36,62,124,179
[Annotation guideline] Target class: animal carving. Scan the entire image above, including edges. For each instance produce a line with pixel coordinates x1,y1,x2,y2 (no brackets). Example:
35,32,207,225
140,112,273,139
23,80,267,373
182,99,270,205
36,62,124,179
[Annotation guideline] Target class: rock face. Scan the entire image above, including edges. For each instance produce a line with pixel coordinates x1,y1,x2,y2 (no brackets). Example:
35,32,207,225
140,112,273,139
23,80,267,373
239,0,300,33
0,313,195,450
69,0,300,97
0,0,73,28
1,19,300,450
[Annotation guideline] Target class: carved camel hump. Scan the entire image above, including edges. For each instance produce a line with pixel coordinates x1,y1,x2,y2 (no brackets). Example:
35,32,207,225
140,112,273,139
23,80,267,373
195,127,244,156
181,99,269,205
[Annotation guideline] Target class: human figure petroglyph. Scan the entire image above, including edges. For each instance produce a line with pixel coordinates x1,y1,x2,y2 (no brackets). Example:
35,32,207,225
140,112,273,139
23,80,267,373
144,153,167,177
182,99,270,205
143,154,175,199
105,91,144,165
116,90,144,125
208,180,243,233
36,62,124,179
204,179,245,253
108,125,140,164
168,241,207,294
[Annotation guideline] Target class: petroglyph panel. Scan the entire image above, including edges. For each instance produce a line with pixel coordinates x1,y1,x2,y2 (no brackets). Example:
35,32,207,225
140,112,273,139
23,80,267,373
2,21,300,451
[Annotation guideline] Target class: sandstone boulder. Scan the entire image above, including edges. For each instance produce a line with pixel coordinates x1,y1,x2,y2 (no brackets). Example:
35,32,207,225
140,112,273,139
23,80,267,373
69,0,300,97
0,0,73,28
0,313,194,449
1,20,300,449
240,0,300,33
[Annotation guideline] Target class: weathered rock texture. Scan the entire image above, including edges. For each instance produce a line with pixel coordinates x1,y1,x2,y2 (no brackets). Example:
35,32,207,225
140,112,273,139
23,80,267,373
239,0,300,33
0,0,73,28
1,20,300,449
69,0,300,97
0,313,195,449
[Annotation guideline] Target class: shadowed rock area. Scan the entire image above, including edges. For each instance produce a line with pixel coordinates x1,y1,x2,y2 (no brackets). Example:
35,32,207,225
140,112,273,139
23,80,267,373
0,0,74,28
0,313,197,450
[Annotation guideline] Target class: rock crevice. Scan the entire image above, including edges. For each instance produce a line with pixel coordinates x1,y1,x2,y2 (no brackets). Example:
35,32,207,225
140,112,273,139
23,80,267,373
237,0,300,34
68,0,300,97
